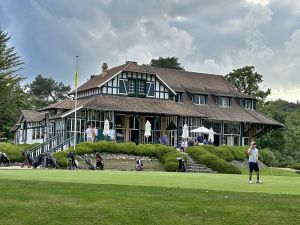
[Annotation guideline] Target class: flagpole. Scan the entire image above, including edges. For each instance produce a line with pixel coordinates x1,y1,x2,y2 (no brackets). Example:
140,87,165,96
74,56,78,151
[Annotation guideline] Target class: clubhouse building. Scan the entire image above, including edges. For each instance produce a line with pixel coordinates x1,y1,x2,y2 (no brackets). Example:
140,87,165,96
12,61,283,148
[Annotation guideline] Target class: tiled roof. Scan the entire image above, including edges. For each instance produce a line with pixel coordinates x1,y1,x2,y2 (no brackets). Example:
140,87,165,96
39,99,75,111
190,103,283,126
21,110,45,122
52,95,207,118
150,66,255,99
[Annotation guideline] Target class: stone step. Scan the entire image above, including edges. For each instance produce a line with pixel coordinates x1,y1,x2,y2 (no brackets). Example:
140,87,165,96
185,156,217,173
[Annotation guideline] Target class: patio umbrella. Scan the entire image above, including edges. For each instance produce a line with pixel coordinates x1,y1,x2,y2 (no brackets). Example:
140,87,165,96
103,119,110,136
208,127,215,143
191,126,210,134
182,123,189,139
144,120,152,143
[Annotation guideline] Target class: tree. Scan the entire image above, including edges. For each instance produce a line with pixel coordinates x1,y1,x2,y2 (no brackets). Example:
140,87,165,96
149,56,185,70
27,74,71,106
225,66,271,100
0,28,29,137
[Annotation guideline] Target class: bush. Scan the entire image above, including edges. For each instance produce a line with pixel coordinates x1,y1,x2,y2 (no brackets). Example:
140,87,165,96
53,141,179,171
186,147,242,174
0,143,36,162
223,146,246,161
260,149,277,167
164,161,178,172
211,146,234,162
291,162,300,170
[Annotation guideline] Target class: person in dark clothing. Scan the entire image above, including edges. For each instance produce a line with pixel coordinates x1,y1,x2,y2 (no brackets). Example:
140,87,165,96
187,138,194,147
196,134,204,144
95,152,104,170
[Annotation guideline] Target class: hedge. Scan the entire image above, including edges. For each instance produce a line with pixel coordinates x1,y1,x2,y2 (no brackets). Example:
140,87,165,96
186,147,242,174
0,143,36,162
53,141,184,172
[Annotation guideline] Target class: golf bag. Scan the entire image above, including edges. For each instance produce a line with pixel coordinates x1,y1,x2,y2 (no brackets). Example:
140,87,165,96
135,159,143,171
67,151,78,170
177,157,186,172
21,151,33,168
0,152,10,166
33,153,59,169
45,154,59,169
83,154,96,170
95,153,104,170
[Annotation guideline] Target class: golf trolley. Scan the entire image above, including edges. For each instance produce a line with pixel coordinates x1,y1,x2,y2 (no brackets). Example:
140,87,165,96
82,153,104,170
177,157,186,172
67,151,79,170
33,153,59,169
0,152,10,166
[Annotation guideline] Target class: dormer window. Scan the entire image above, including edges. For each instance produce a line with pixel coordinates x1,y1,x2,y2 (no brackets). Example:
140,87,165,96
217,97,231,108
193,95,207,105
240,99,256,110
175,93,182,102
127,79,146,97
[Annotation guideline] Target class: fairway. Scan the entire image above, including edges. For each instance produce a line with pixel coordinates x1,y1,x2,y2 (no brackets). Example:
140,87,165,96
0,170,299,225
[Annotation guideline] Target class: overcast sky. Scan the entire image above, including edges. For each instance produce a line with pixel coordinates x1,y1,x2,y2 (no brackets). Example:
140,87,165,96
1,0,300,102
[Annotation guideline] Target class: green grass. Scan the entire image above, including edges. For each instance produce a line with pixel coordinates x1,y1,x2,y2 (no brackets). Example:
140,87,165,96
0,170,299,225
241,167,299,177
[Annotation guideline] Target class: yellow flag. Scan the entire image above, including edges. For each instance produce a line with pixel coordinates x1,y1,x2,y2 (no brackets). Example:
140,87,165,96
74,66,78,87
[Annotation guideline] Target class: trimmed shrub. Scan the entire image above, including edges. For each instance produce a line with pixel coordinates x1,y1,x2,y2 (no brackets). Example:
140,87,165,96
164,161,178,172
0,143,36,162
260,149,277,167
211,146,234,162
227,147,247,161
186,147,242,174
154,145,175,162
53,141,180,171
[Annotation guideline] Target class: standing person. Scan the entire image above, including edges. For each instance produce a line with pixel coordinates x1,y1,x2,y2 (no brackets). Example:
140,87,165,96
196,134,203,144
248,141,263,184
85,124,93,142
161,135,167,145
92,124,98,143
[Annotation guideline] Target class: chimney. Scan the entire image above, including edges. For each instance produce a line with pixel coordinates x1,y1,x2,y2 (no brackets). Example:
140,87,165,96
126,61,137,65
102,63,108,76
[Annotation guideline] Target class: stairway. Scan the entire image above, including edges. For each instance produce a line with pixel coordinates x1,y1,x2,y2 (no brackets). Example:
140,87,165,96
28,135,75,159
185,156,217,173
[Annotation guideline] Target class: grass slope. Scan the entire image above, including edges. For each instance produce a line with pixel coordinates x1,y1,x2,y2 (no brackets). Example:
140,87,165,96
0,171,299,225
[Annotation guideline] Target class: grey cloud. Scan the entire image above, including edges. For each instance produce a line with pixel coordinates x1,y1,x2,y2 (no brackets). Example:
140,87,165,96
1,0,300,101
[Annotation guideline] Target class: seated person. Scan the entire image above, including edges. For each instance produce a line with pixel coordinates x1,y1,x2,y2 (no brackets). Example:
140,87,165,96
135,158,143,171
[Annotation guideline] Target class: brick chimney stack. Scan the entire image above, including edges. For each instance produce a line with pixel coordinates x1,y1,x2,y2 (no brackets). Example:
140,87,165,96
102,63,108,76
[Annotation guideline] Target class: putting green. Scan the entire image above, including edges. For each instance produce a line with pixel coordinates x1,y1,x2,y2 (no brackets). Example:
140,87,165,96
0,170,299,195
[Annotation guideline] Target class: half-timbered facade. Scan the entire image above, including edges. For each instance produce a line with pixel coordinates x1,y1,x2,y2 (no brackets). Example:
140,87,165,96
12,61,283,147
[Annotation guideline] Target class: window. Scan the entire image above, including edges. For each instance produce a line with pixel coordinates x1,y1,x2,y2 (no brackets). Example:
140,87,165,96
217,97,231,108
119,79,127,94
240,99,255,110
175,93,182,102
137,80,146,95
193,95,207,105
146,82,155,97
128,79,136,95
127,79,146,97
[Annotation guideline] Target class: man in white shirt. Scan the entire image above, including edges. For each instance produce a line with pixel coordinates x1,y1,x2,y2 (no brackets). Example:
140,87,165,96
85,124,93,142
248,141,263,184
